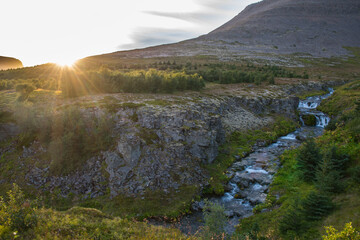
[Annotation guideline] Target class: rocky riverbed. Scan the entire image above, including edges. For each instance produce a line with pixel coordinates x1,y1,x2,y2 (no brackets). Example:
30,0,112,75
170,88,334,235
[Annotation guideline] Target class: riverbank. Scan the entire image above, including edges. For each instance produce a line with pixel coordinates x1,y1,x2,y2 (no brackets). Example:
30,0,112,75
235,80,360,239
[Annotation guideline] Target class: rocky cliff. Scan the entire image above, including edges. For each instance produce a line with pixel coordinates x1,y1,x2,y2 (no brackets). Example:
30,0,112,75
22,82,337,199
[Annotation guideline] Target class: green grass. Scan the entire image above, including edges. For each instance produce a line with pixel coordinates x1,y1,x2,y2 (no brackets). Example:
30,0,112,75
297,90,328,100
3,206,191,240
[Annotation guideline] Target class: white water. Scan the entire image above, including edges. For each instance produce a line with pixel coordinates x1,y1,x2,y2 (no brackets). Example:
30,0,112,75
245,167,268,174
298,88,333,128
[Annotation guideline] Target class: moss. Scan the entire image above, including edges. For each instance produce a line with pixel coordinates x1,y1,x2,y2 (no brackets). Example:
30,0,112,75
298,90,328,100
136,127,160,145
91,185,200,219
129,112,139,122
0,110,13,123
145,99,171,107
302,115,317,126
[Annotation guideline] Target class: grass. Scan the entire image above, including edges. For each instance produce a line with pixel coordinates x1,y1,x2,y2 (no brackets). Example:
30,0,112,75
5,206,192,240
96,185,200,220
297,89,328,100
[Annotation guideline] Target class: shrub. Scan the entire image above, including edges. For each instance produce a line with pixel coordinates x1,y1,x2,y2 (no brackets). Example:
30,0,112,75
202,200,227,238
0,184,37,238
15,83,35,101
322,222,360,240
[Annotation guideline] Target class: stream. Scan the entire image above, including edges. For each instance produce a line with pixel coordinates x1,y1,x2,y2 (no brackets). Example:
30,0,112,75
153,89,334,235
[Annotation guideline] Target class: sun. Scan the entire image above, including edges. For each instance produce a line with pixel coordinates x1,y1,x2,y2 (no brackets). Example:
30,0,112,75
54,56,78,67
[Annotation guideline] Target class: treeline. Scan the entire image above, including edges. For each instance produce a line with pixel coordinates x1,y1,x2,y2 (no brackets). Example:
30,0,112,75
61,68,205,97
0,66,205,97
198,64,309,85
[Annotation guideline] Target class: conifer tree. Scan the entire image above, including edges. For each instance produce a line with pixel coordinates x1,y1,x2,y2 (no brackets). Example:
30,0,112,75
296,138,322,182
302,191,334,221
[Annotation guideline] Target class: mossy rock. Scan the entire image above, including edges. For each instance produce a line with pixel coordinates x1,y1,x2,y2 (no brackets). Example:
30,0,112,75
302,115,317,126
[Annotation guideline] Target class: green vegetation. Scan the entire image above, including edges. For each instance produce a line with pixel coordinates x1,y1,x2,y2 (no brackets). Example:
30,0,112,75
322,222,360,240
203,116,298,195
0,184,190,240
301,114,317,126
198,64,308,85
297,89,328,100
62,68,205,97
12,104,115,175
202,200,227,239
94,185,199,220
235,80,360,239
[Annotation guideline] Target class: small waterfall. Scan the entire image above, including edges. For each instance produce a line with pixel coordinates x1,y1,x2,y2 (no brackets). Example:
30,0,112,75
298,101,319,109
298,88,333,128
315,114,330,128
222,182,240,202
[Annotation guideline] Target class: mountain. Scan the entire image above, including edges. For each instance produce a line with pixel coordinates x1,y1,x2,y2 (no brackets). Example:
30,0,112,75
87,0,360,62
203,0,360,57
0,56,23,70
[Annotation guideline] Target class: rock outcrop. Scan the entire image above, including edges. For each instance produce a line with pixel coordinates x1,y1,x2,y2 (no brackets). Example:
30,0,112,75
24,91,299,197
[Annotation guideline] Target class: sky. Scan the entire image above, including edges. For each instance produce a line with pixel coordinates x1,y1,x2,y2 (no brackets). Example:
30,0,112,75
0,0,258,67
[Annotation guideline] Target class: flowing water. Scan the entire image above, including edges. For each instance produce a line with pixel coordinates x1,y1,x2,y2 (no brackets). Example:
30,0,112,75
153,89,334,235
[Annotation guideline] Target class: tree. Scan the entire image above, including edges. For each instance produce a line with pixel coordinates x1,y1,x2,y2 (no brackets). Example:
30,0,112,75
302,191,333,221
296,138,322,182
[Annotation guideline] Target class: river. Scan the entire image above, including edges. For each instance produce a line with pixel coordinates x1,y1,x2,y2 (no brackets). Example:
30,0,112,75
153,89,334,236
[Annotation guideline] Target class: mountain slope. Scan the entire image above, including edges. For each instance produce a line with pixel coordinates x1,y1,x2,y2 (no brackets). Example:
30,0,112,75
203,0,360,57
84,0,360,63
0,56,23,70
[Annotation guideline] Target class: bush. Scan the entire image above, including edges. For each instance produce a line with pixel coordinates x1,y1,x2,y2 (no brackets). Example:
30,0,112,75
15,83,35,101
322,222,360,240
0,184,37,238
202,200,227,238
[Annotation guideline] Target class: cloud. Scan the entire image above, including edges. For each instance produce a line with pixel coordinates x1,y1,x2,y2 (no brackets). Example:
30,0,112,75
144,11,224,24
118,28,196,50
121,0,259,51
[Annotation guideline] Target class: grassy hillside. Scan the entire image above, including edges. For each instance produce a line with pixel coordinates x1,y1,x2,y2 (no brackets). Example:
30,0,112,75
0,184,191,240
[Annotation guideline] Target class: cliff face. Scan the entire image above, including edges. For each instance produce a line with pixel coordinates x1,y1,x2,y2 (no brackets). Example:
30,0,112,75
25,91,300,198
0,74,340,199
0,56,23,70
